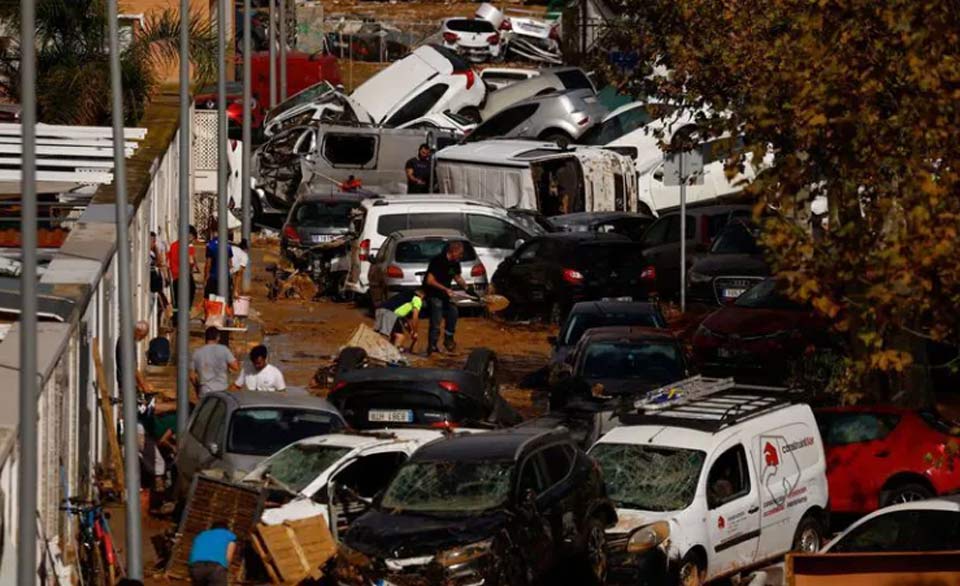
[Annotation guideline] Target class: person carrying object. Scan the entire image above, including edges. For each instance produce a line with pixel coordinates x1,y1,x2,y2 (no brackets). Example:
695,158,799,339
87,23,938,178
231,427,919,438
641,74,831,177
374,288,425,351
423,241,473,355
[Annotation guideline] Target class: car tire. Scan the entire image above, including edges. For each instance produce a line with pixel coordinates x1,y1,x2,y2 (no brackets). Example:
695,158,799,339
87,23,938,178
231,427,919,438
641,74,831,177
583,517,608,586
791,514,825,553
465,348,498,404
880,482,934,507
677,550,706,586
458,106,481,124
540,131,572,149
335,347,367,379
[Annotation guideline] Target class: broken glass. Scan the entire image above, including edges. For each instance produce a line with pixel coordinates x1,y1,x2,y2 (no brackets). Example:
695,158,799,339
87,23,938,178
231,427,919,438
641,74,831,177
255,444,352,494
381,461,513,513
590,444,706,512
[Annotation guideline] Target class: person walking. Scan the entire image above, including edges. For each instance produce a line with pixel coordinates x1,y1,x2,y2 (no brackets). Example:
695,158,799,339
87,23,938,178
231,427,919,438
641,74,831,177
188,521,236,586
374,288,425,351
169,225,199,314
423,241,469,355
233,345,286,392
190,327,241,396
203,220,233,303
404,143,433,194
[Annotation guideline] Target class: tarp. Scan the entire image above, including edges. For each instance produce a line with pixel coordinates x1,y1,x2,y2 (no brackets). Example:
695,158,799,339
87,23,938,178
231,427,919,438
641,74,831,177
435,162,534,209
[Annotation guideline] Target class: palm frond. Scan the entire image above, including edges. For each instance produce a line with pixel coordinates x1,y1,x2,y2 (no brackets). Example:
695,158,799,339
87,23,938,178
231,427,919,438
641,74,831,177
129,8,219,88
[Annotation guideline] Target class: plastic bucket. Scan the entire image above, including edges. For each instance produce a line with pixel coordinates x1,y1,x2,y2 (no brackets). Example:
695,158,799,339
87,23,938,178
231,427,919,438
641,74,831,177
233,295,251,317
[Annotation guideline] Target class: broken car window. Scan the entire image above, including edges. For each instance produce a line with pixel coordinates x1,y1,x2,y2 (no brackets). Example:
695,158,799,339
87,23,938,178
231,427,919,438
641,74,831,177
381,460,513,513
255,444,352,494
590,444,705,512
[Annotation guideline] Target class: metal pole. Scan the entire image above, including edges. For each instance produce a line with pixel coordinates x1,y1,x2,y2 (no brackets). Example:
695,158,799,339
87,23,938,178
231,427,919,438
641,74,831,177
107,0,143,577
269,0,277,108
679,150,687,314
217,0,230,302
279,0,288,100
176,0,191,438
242,0,253,291
17,0,38,581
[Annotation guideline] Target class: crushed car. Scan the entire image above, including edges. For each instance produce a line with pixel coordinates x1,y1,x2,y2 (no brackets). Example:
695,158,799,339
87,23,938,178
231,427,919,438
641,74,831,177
334,428,616,586
324,17,409,63
476,3,563,65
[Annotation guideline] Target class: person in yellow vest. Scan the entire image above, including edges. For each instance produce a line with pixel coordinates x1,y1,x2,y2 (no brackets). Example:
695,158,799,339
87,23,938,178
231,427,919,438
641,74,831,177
374,288,425,352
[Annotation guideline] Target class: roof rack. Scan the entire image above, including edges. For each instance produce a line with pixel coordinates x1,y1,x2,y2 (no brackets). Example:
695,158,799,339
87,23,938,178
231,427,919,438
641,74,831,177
620,376,795,432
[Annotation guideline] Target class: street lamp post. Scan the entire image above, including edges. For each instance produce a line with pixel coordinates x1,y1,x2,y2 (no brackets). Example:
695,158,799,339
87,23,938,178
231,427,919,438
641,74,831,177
242,0,253,291
176,0,191,437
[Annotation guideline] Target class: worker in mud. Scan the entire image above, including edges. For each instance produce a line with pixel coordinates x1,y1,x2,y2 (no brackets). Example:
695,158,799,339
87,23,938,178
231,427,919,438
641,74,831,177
424,241,471,355
405,143,434,194
188,520,237,586
374,288,425,352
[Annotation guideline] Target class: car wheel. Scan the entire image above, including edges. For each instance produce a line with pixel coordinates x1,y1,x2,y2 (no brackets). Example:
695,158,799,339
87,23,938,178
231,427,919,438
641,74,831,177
458,106,481,124
880,482,933,507
465,348,498,404
335,347,367,379
791,514,825,553
584,518,608,586
677,550,705,586
540,131,572,149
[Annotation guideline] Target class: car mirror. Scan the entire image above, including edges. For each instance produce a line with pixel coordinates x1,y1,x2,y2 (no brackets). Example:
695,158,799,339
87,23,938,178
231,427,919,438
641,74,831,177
206,442,222,457
514,238,525,249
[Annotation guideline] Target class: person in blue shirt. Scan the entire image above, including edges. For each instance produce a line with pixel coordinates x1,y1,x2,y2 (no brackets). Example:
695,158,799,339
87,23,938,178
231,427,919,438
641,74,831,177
203,219,234,303
188,521,237,586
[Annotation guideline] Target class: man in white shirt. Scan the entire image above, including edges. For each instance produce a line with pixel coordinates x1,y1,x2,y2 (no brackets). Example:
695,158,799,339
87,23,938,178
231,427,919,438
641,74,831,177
233,344,286,392
230,238,250,294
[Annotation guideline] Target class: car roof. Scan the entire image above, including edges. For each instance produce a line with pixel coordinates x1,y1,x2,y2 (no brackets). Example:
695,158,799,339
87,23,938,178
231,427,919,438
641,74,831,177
578,326,677,344
363,194,506,210
411,427,568,462
823,495,960,552
205,390,340,412
296,192,370,204
551,211,653,224
569,300,660,316
538,232,633,243
656,203,753,217
388,228,468,241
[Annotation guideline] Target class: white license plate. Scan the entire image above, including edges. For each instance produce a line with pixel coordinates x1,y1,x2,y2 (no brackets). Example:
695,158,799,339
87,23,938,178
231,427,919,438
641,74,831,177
723,288,746,299
368,409,414,423
312,234,336,243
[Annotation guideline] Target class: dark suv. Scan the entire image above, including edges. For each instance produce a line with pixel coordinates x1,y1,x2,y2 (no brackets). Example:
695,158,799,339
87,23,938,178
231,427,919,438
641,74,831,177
335,428,617,586
491,232,646,323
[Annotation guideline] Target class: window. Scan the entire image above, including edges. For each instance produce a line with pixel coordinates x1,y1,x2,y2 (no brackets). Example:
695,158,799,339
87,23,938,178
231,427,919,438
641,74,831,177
294,201,359,229
201,399,227,448
377,214,408,237
466,104,539,142
556,70,594,91
445,19,496,33
665,215,695,243
385,84,450,128
483,71,531,83
579,104,659,146
294,129,315,155
817,413,901,446
408,212,464,232
189,397,218,440
711,221,761,254
322,134,376,167
560,310,666,346
831,510,960,553
641,217,671,247
707,445,751,508
396,239,477,263
517,241,541,261
467,214,520,249
518,453,548,496
541,445,574,486
332,452,409,500
228,408,344,456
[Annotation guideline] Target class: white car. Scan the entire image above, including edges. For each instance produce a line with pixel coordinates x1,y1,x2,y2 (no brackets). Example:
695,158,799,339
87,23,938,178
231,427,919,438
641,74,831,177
244,429,475,538
351,44,487,126
441,17,503,63
589,376,830,586
480,67,541,91
821,495,960,553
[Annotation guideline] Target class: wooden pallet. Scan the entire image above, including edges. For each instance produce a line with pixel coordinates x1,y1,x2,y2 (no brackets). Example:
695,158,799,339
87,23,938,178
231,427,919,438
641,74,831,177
252,516,337,584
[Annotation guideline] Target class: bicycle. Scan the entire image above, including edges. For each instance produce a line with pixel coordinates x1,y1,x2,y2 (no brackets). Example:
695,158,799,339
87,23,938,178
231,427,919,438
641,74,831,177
60,497,123,586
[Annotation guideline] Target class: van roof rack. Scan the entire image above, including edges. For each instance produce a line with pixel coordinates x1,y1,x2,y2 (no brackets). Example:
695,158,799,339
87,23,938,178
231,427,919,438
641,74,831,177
619,375,795,432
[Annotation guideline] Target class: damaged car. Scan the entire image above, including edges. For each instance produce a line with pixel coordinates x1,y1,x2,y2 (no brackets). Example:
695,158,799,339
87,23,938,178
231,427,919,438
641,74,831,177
476,3,563,65
441,17,503,63
335,427,616,586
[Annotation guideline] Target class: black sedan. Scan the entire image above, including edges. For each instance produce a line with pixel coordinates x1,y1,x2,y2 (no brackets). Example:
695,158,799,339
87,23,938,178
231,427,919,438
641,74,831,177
328,347,521,429
335,428,616,586
686,219,770,305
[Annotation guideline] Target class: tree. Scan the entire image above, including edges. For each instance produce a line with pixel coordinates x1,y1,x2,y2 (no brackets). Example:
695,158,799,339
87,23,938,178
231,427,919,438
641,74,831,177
596,0,960,404
0,0,218,125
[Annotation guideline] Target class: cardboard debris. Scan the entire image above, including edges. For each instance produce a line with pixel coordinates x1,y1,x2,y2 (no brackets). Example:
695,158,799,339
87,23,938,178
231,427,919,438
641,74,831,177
343,323,406,365
253,515,337,584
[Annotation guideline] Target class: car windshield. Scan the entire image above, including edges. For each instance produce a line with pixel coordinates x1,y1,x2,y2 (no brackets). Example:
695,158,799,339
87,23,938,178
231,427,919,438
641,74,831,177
254,444,352,493
381,460,513,513
561,311,664,345
395,239,477,263
293,201,359,229
831,510,960,553
579,105,655,145
711,221,761,254
581,341,683,383
734,279,803,310
228,408,344,457
590,444,705,511
266,82,335,122
446,19,496,33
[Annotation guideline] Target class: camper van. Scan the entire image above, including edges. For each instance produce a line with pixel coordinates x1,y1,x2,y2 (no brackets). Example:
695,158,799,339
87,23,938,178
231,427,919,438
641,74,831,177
435,139,653,216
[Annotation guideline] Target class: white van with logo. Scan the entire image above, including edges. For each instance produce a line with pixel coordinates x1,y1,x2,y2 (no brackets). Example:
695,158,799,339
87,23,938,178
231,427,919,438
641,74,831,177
345,194,544,295
589,376,829,585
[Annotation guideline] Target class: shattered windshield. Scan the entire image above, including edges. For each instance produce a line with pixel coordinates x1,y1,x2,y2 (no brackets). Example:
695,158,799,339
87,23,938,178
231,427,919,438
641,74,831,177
254,444,352,494
580,341,683,383
590,444,705,511
381,460,513,513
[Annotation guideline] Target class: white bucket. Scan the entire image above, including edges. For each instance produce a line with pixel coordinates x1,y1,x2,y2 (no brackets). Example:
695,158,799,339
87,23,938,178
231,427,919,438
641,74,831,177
233,295,251,317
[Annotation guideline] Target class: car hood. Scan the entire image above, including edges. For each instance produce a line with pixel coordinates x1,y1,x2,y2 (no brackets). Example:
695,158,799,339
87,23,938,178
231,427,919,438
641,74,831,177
702,306,805,337
691,254,769,277
343,509,510,558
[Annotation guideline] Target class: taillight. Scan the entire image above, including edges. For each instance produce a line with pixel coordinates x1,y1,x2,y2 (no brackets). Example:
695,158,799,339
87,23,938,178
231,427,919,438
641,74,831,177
443,32,459,44
386,265,404,278
332,380,347,394
549,25,560,40
577,116,590,126
359,239,370,262
641,265,656,281
500,19,512,31
456,69,475,90
438,380,460,393
283,225,300,242
562,268,584,284
487,33,500,45
430,420,459,430
471,263,486,277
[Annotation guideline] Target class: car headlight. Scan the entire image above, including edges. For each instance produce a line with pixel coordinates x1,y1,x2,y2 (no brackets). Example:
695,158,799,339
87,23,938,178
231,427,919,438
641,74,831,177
626,521,669,554
687,270,712,284
338,542,370,567
435,538,493,568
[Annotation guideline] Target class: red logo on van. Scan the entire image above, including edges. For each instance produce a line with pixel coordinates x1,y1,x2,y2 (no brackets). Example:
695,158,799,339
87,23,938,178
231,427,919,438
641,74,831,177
764,442,779,467
718,516,725,529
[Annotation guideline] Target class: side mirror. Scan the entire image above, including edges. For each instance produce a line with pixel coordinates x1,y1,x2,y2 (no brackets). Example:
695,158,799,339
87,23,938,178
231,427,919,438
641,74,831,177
653,169,664,182
514,238,525,249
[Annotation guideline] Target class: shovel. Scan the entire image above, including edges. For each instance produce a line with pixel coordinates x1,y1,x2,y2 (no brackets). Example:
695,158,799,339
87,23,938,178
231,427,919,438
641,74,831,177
452,290,511,313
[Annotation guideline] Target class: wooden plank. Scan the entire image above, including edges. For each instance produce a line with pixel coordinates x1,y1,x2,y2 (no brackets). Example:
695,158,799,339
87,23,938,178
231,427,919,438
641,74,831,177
286,516,337,580
91,338,124,494
256,523,308,584
250,532,282,584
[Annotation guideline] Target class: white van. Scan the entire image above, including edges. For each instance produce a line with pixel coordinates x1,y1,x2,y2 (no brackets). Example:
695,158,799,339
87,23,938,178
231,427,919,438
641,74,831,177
589,376,829,586
344,194,544,295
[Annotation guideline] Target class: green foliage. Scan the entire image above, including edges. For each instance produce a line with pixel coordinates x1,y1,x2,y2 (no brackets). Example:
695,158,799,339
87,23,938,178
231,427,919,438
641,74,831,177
0,0,217,125
598,0,960,402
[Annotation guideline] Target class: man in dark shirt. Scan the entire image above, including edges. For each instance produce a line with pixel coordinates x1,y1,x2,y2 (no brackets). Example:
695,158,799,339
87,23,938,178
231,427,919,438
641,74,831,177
405,143,433,194
423,241,468,354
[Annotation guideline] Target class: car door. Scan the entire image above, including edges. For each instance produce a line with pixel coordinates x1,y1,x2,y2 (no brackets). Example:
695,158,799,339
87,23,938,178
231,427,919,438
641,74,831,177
500,240,542,304
465,213,527,277
705,442,761,579
515,450,558,578
199,398,229,471
326,448,411,538
177,396,218,492
367,236,394,304
537,443,582,548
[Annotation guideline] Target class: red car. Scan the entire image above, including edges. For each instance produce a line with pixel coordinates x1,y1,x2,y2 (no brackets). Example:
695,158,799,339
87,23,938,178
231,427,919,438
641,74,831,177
815,406,960,514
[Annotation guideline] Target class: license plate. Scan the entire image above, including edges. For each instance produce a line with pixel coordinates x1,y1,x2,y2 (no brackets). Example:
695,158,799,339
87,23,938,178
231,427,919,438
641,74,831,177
368,409,414,423
312,234,336,243
722,288,746,299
